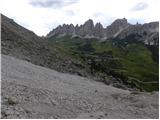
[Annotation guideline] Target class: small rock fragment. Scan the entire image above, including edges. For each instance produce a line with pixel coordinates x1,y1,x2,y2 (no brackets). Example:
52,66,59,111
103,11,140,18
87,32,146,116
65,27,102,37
8,96,18,105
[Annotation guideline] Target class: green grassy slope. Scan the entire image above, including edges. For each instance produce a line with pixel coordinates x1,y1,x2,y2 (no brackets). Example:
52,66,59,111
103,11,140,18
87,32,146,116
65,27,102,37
48,35,159,91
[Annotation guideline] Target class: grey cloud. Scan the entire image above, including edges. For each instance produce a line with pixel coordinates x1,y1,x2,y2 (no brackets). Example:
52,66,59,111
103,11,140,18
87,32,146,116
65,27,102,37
30,0,79,8
131,2,149,11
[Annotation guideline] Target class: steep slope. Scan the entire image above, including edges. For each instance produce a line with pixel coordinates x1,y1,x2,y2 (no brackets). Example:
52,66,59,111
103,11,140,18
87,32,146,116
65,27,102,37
1,14,88,76
48,35,159,91
1,55,159,119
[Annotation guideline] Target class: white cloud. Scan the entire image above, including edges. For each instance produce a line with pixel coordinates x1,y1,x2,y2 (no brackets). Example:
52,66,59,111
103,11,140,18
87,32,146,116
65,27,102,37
0,0,159,36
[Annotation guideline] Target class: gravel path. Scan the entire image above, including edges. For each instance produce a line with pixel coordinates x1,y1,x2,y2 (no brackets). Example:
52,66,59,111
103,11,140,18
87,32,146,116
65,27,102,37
1,54,159,119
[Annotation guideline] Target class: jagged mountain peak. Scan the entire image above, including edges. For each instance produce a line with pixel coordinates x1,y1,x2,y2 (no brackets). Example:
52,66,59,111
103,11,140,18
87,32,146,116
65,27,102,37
111,18,128,25
46,18,158,44
115,21,159,45
84,19,94,25
47,19,104,38
106,18,130,38
46,18,130,38
95,22,103,27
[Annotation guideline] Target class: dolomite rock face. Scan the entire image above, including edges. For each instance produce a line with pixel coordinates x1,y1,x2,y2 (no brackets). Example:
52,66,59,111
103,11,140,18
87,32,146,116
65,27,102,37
46,19,102,38
116,21,159,45
47,24,75,37
46,18,159,45
106,18,130,38
94,23,106,38
46,18,130,39
79,19,94,36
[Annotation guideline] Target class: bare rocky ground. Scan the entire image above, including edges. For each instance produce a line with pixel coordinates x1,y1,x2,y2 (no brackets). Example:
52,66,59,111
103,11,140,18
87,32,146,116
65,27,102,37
1,54,159,119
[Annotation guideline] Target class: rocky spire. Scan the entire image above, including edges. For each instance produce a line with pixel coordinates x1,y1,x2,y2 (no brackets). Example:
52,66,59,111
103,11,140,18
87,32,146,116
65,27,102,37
46,18,158,42
78,19,95,36
106,18,130,38
94,22,105,38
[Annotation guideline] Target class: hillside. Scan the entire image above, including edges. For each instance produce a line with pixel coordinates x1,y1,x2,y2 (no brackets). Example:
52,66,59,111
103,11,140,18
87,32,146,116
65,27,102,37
1,14,88,76
1,54,159,119
47,35,159,91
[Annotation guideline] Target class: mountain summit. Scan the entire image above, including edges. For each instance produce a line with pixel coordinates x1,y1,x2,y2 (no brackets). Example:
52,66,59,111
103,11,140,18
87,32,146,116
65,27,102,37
106,18,130,38
46,18,158,45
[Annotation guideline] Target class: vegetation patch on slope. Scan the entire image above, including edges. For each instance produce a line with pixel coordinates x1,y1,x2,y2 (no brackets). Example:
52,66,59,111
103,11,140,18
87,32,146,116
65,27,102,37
49,35,159,91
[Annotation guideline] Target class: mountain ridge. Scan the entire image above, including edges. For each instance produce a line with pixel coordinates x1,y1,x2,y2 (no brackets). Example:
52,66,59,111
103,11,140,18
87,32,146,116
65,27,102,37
46,18,159,44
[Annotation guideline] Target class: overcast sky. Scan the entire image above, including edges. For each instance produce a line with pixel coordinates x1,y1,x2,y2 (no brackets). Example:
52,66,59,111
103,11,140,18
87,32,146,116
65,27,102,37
0,0,159,36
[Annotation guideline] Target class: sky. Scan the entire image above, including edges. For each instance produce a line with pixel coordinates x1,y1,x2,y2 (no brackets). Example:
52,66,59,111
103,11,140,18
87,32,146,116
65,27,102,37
0,0,159,36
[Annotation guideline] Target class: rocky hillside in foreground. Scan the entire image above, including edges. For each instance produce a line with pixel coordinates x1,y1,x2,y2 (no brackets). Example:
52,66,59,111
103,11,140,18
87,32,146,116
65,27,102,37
47,18,159,46
1,54,159,119
1,14,88,76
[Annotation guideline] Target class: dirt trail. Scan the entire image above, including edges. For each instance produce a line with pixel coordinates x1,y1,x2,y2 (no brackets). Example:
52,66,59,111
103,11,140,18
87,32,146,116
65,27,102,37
1,55,159,119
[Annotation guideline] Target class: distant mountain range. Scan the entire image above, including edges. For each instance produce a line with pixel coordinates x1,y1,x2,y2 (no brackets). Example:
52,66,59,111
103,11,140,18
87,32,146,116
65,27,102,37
47,18,159,45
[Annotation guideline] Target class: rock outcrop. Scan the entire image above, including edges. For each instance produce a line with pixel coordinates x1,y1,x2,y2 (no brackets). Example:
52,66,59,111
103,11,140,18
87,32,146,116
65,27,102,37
47,18,159,45
46,18,130,39
106,18,130,38
116,22,159,45
47,19,107,38
47,19,96,38
79,19,94,36
94,22,105,38
47,24,75,37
